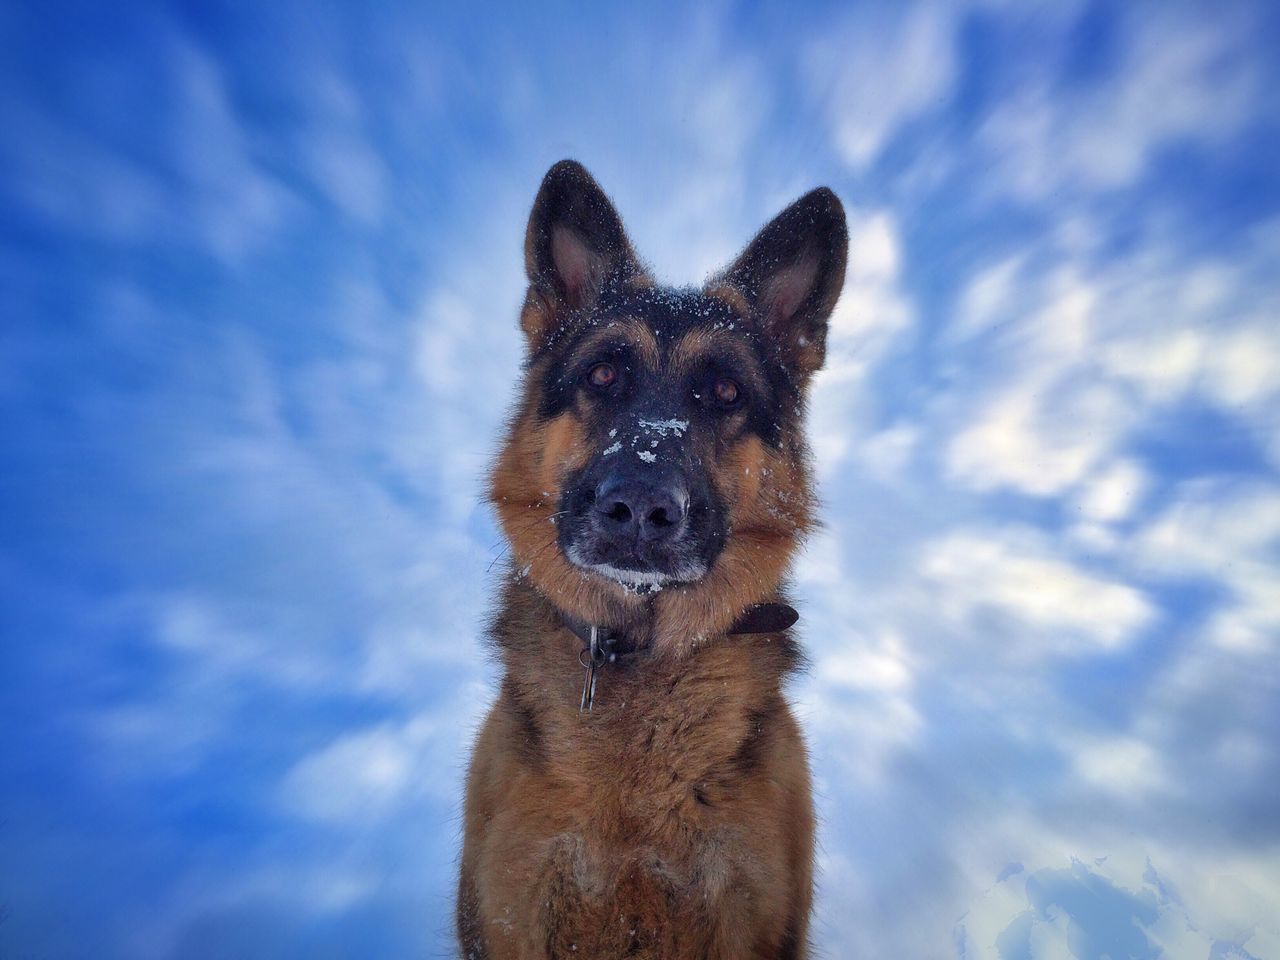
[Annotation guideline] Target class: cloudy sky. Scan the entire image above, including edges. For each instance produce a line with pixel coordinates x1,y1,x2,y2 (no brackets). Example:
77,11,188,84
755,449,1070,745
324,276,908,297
2,1,1279,957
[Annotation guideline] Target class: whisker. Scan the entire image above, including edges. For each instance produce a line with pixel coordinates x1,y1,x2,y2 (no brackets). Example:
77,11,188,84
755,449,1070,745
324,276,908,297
503,509,570,539
487,527,565,576
490,516,570,558
485,545,510,574
525,533,563,567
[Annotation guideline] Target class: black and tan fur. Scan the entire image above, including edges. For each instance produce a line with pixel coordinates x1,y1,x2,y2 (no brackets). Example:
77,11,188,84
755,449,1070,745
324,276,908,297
458,160,847,959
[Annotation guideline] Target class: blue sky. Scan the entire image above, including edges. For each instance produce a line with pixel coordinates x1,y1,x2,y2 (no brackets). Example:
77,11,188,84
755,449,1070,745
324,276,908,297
2,1,1279,957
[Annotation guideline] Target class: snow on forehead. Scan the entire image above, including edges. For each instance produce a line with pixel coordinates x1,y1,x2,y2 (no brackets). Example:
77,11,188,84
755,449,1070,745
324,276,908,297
624,286,738,330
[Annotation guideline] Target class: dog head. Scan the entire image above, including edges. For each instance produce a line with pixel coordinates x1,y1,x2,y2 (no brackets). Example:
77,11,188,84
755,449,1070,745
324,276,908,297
490,160,847,653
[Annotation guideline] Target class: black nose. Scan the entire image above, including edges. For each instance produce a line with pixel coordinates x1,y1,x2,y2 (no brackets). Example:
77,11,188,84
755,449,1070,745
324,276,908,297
592,476,687,543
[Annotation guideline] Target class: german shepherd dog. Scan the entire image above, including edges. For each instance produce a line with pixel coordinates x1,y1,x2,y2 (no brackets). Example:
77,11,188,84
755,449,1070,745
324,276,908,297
458,160,847,959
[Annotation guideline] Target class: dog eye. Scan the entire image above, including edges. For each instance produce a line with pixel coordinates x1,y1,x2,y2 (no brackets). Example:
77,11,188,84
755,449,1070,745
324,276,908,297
713,378,741,407
587,363,617,389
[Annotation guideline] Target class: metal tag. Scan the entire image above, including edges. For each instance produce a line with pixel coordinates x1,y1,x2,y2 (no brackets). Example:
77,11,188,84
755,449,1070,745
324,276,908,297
579,625,602,712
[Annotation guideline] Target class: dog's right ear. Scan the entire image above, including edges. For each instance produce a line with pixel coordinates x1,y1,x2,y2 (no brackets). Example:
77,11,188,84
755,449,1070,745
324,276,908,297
521,160,646,348
709,188,847,387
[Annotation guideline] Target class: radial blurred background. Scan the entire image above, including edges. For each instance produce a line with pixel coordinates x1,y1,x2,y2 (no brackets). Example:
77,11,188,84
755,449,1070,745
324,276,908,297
2,1,1279,957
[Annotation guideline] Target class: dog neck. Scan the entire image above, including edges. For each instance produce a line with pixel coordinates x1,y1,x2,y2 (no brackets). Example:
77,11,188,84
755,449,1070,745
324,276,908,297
560,601,798,710
490,573,804,717
558,603,798,657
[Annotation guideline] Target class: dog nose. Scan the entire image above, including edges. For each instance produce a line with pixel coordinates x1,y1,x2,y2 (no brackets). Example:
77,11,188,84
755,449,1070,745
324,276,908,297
593,476,687,542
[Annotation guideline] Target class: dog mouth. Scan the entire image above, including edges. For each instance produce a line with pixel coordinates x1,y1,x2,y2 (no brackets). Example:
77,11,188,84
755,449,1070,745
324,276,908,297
563,545,708,592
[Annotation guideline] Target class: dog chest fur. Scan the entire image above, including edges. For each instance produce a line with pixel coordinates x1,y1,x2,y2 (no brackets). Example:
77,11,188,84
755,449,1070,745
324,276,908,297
459,585,811,958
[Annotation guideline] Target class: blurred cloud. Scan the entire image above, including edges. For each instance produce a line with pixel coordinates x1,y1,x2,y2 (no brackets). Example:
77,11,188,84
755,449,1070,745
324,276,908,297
279,710,463,824
810,209,915,476
921,528,1155,655
807,2,958,170
980,5,1263,199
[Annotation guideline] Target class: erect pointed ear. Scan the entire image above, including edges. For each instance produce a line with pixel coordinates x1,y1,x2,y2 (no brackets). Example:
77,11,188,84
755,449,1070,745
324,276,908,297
521,160,647,347
709,188,848,385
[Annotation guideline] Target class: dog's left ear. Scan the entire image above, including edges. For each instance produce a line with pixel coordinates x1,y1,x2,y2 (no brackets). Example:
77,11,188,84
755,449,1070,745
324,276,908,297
522,160,647,348
710,188,847,385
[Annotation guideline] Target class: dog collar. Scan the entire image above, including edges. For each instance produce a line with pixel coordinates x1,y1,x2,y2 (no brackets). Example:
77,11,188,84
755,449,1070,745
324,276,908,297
563,602,799,712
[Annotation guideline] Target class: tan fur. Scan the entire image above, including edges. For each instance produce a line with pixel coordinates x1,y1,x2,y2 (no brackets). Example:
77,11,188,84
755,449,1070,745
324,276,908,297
576,317,663,371
703,283,753,318
490,388,647,632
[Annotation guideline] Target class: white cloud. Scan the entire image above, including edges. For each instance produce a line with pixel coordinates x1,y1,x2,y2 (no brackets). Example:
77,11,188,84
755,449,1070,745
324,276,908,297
811,210,915,476
1101,320,1280,415
943,268,1140,499
89,593,341,778
1099,329,1205,403
167,40,294,263
955,827,1280,960
1070,735,1169,798
1074,459,1147,523
826,212,913,368
278,711,466,824
857,423,920,481
1,28,292,262
946,379,1130,498
797,676,922,790
787,208,1279,958
1203,324,1280,408
1132,480,1280,654
295,71,389,225
807,3,958,170
818,630,916,694
151,593,330,688
1066,521,1121,554
921,529,1155,655
1133,480,1280,577
487,7,775,287
795,527,846,587
954,255,1025,340
957,856,1201,960
639,51,773,281
981,7,1260,200
1203,567,1280,654
943,212,1280,505
413,290,479,395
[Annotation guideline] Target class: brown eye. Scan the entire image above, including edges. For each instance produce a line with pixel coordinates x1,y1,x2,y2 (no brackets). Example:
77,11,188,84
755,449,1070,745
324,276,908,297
713,378,740,407
588,363,617,389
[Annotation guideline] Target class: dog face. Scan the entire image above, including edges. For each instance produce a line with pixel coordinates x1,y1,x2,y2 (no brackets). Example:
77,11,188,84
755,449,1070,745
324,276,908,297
490,161,847,651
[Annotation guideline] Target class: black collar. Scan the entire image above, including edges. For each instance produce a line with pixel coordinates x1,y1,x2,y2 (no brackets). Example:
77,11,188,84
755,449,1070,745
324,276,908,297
560,602,799,656
563,602,799,711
